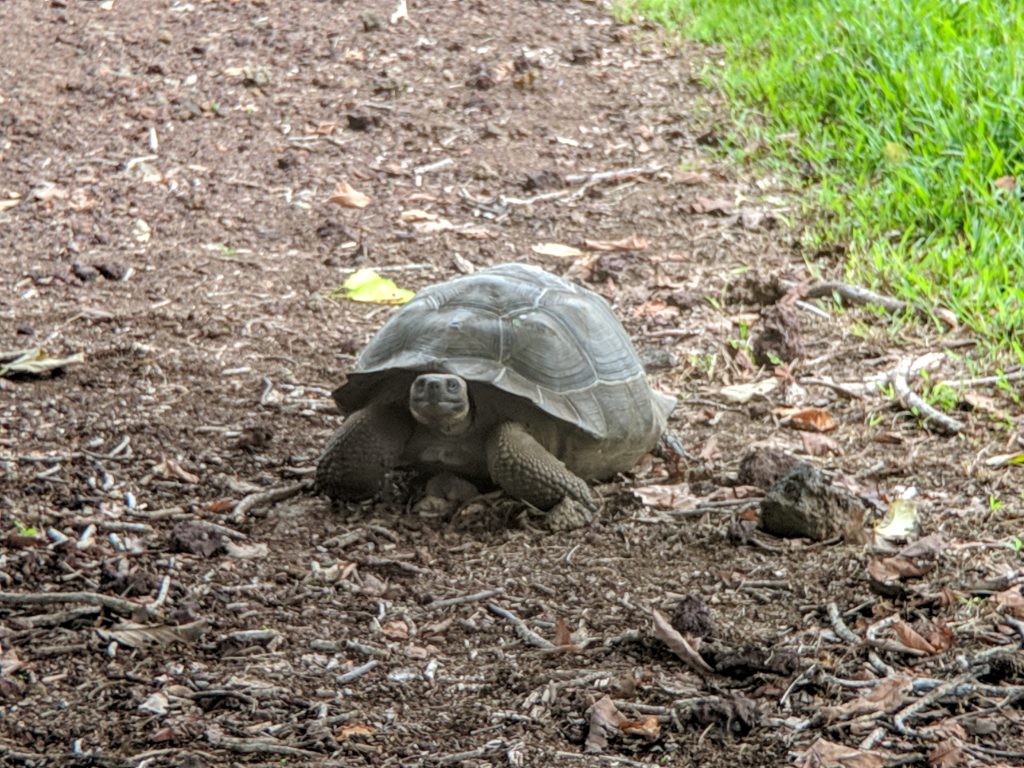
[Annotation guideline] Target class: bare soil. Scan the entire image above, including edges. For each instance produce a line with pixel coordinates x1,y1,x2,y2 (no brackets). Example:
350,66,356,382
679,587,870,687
1,1,1022,766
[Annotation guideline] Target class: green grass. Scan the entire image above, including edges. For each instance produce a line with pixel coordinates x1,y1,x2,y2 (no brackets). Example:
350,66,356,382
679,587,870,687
621,0,1024,362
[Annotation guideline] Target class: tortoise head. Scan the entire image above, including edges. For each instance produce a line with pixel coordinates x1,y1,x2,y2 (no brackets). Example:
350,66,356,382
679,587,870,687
409,373,472,435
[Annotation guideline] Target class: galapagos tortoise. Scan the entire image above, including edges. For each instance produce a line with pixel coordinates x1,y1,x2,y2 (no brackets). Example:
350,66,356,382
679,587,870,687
315,263,676,514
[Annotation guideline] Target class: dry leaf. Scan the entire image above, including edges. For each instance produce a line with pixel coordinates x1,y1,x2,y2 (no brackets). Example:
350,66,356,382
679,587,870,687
554,616,572,647
827,675,912,718
923,619,955,652
381,620,409,640
224,540,270,559
993,175,1016,190
328,181,372,209
619,715,660,741
892,619,937,654
651,608,713,674
698,435,720,462
531,242,585,258
335,723,376,742
689,196,733,215
867,556,932,582
720,378,777,404
797,738,885,768
800,431,842,456
929,737,964,768
583,234,649,252
777,407,836,432
584,696,624,753
631,484,697,510
456,225,497,240
399,208,437,222
96,620,209,649
984,451,1024,468
208,498,235,513
993,587,1024,618
152,457,200,484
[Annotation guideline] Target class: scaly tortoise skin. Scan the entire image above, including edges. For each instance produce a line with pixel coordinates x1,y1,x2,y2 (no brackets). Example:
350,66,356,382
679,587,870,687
315,263,676,515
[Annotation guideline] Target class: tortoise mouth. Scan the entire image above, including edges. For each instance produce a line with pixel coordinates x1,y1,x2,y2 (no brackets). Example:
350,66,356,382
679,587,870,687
409,374,471,431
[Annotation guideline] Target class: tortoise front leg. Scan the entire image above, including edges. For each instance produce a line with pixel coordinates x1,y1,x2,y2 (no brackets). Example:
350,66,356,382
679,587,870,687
485,422,597,513
315,404,413,501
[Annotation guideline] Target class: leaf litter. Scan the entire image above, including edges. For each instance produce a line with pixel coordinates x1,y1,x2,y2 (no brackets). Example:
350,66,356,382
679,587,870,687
0,1,1021,766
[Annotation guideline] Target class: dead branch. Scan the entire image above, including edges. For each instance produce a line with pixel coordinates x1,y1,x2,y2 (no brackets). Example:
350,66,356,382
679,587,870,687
893,673,977,737
938,367,1024,389
890,359,965,435
422,588,506,611
486,603,555,650
205,731,319,759
825,602,862,645
230,479,310,523
498,164,664,207
0,590,156,620
335,659,380,684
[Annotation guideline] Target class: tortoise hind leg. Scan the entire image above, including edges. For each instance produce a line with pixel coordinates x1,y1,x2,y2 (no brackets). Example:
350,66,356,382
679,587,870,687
315,404,413,501
485,422,597,513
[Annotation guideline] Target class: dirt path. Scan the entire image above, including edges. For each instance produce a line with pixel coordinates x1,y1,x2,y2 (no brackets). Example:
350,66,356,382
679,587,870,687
1,1,1022,766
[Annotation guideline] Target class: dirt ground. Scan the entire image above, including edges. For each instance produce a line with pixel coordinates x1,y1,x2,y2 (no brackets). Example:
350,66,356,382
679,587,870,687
2,1,1023,766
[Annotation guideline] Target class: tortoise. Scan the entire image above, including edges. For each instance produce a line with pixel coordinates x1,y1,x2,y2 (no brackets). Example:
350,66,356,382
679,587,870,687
315,263,676,515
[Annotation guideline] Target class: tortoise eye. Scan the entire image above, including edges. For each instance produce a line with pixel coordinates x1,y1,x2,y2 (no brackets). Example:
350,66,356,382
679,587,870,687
446,379,460,392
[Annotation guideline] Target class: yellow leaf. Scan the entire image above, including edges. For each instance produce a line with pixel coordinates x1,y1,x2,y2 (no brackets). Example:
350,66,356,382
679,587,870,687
328,181,372,209
342,269,414,304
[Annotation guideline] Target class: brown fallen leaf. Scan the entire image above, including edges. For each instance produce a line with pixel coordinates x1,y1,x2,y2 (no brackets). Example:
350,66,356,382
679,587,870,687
993,175,1016,190
335,723,376,742
554,616,572,647
619,715,660,741
799,431,842,456
584,696,624,753
328,181,372,209
152,457,200,484
208,498,235,514
776,407,837,432
698,434,720,462
929,737,965,768
651,608,714,675
923,618,955,653
867,555,933,582
631,484,697,510
796,738,884,768
892,619,937,654
381,619,409,640
689,196,733,215
583,234,649,252
993,587,1024,618
852,675,912,715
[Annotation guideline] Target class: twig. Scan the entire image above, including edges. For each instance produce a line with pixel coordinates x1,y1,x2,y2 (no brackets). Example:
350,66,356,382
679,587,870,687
0,590,155,619
938,367,1023,389
230,480,310,523
206,731,319,758
414,157,454,175
486,603,555,649
554,751,659,768
423,588,506,611
893,673,977,737
499,165,664,207
438,740,517,765
336,660,380,684
890,359,965,435
825,602,862,644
